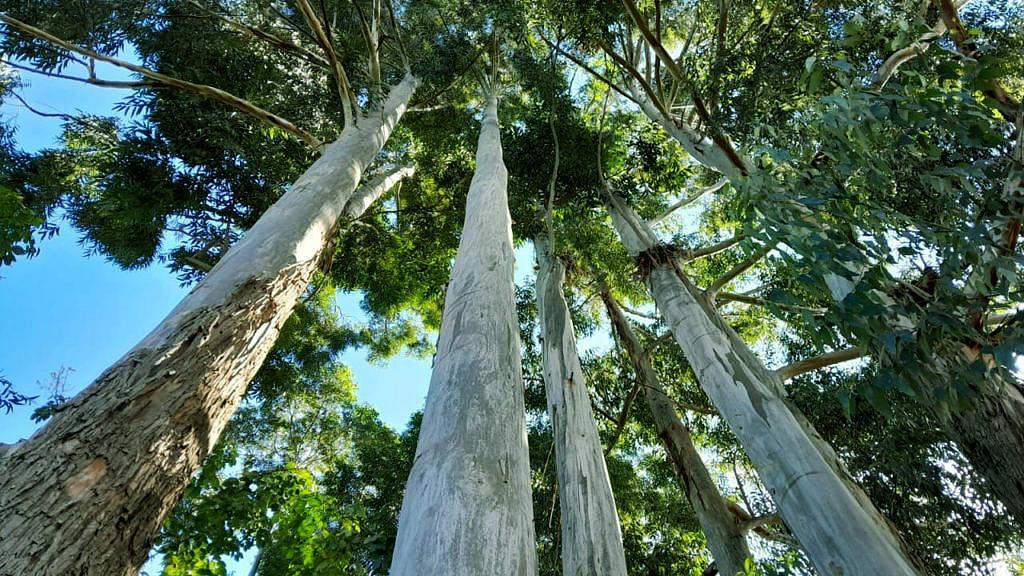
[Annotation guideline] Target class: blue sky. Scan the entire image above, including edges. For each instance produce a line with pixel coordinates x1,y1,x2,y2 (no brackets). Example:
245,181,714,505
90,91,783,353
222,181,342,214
0,57,440,575
0,59,440,443
0,53,548,576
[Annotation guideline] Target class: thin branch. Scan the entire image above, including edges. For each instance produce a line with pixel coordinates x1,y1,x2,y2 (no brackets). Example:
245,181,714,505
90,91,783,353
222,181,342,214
707,0,730,113
268,3,320,47
775,346,867,382
540,36,636,104
597,38,673,121
352,0,382,87
705,240,778,298
187,0,330,70
617,0,749,177
6,89,76,121
870,27,943,91
182,256,213,272
0,15,323,149
685,232,744,261
647,177,728,227
715,291,826,316
619,302,660,321
293,0,358,126
603,380,642,456
545,44,562,248
382,0,409,70
2,58,152,89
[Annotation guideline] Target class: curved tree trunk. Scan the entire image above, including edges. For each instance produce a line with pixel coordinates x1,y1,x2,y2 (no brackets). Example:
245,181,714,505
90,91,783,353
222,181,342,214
605,191,918,576
600,290,751,576
389,93,536,575
0,73,418,576
535,235,628,576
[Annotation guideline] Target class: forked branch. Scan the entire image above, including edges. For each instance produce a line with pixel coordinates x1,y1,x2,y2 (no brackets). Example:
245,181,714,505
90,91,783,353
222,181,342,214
647,177,728,227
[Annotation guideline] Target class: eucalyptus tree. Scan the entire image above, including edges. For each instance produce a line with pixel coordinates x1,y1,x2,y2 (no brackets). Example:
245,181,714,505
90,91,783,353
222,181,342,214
0,0,434,572
535,233,629,574
390,66,537,572
599,287,751,576
557,0,1024,530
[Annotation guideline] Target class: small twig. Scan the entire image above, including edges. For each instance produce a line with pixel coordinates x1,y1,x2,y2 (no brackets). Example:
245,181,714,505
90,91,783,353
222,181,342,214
5,89,76,121
603,380,642,456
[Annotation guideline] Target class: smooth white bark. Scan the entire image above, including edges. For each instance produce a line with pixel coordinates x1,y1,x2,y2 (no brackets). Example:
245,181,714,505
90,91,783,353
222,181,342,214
606,193,918,576
0,74,418,576
629,84,749,181
343,163,415,219
535,235,628,576
390,95,536,575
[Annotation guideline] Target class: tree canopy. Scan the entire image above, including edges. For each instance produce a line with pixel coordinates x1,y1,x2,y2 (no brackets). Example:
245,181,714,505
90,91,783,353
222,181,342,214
2,0,1024,574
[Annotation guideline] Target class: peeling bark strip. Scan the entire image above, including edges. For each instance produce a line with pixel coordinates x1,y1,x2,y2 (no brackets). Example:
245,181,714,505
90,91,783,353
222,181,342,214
0,74,417,576
605,193,919,576
390,95,537,575
601,291,751,576
536,236,628,576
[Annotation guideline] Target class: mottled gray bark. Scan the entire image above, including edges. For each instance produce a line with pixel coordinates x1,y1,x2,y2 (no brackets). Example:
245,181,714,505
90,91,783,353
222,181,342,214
535,235,628,576
390,94,536,575
601,291,751,576
0,74,418,576
606,192,918,576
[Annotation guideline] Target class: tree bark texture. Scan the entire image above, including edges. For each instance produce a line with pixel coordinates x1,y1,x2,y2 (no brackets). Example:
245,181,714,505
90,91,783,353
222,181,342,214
948,374,1024,525
390,94,537,576
605,193,918,576
535,235,628,576
601,291,751,576
0,74,418,576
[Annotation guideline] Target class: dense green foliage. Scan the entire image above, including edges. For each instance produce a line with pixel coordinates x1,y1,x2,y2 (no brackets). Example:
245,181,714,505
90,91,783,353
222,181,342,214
3,0,1024,573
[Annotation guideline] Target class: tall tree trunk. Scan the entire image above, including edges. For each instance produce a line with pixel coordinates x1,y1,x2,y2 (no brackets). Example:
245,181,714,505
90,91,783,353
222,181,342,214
0,73,418,576
535,235,628,576
637,81,1024,532
605,192,919,576
600,290,751,576
948,374,1024,524
389,94,536,575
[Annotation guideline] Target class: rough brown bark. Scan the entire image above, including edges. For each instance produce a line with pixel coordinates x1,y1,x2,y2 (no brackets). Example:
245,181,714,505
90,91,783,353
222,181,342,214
601,290,751,576
0,265,312,576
